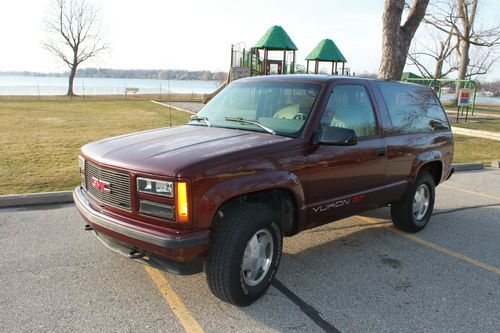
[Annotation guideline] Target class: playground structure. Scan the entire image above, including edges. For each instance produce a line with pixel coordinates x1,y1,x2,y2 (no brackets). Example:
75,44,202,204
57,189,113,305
402,77,477,122
229,25,349,80
203,26,350,103
306,39,348,75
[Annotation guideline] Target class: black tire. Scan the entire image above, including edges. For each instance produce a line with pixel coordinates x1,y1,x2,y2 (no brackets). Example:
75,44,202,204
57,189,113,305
391,170,435,233
206,203,283,306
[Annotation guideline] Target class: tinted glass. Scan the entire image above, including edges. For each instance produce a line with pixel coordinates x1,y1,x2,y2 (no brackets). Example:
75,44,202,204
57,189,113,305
191,81,321,137
377,82,450,134
320,85,377,138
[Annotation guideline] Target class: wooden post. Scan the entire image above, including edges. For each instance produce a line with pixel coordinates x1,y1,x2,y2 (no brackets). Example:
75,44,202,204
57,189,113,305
306,60,309,73
314,60,319,74
331,62,334,75
230,44,234,68
342,62,345,75
292,51,296,74
263,49,268,75
283,50,286,74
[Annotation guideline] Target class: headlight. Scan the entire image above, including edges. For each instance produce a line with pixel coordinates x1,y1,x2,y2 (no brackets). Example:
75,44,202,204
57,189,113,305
137,177,173,197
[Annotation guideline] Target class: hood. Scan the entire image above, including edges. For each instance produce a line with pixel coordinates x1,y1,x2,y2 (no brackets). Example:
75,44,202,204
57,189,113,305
81,125,292,176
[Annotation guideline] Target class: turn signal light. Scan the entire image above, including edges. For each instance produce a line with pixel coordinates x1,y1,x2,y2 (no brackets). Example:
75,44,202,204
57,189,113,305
176,182,189,223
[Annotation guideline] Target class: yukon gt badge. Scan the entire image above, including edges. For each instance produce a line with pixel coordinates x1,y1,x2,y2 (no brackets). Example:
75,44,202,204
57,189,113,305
91,176,111,193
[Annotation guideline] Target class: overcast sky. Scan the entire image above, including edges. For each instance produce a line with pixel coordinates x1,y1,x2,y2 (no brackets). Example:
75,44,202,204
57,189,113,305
1,0,499,79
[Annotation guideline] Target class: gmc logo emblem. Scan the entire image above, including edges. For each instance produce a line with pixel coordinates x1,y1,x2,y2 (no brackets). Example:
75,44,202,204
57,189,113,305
91,176,111,193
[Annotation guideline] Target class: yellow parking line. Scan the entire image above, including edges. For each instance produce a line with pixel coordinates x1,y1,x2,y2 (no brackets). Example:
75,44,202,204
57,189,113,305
441,184,500,201
356,215,500,275
144,266,205,333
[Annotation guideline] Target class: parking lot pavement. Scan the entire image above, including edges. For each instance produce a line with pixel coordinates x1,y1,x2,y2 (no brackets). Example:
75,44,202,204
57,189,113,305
1,169,499,333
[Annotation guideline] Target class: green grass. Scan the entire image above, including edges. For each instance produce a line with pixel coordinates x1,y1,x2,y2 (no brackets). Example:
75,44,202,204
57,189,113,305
0,99,191,195
453,134,500,164
473,104,500,114
444,103,500,115
452,119,500,133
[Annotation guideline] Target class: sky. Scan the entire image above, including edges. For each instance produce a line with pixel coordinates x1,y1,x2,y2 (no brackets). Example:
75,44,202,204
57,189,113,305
0,0,499,79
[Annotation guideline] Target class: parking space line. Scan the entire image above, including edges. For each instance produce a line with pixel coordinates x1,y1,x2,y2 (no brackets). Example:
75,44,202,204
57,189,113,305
356,216,500,275
144,266,205,333
441,184,500,201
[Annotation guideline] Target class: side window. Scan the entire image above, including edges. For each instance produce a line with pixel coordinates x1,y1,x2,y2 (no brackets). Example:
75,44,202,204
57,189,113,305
320,85,377,138
377,82,450,134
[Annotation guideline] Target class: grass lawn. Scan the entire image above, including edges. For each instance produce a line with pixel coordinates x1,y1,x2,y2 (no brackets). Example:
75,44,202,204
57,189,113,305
473,104,500,114
452,118,500,133
0,99,191,195
444,103,500,115
453,134,500,164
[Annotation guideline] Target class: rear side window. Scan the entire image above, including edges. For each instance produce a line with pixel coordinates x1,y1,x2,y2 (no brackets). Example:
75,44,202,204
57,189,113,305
377,82,450,134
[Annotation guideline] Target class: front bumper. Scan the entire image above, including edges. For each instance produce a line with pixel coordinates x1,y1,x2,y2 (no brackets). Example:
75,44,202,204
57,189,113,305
73,186,209,274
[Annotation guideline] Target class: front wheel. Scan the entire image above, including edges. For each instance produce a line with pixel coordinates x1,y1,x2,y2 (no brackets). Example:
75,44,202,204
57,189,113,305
391,170,435,233
206,203,283,306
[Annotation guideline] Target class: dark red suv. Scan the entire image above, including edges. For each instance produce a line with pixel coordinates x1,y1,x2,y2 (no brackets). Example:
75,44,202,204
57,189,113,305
74,75,454,305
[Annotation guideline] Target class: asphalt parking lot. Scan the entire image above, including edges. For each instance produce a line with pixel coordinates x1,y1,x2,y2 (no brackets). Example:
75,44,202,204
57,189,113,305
1,169,499,333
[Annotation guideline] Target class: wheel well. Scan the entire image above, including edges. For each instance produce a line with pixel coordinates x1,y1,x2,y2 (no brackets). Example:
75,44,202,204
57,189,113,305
420,161,443,185
214,189,299,236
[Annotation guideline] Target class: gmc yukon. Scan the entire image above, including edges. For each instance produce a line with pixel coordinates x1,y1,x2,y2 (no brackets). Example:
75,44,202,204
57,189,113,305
74,75,454,305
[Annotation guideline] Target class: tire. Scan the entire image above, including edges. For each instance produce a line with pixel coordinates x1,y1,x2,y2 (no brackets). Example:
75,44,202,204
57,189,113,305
206,203,283,306
391,170,435,233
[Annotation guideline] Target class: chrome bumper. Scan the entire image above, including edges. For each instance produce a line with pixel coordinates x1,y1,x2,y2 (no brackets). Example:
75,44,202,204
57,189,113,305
73,187,209,249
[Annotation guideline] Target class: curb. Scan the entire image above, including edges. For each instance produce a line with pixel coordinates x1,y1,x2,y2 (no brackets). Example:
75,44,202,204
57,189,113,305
452,162,484,171
0,191,73,208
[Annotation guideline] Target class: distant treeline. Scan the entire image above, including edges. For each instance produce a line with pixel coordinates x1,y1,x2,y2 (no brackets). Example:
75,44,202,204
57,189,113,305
0,68,228,81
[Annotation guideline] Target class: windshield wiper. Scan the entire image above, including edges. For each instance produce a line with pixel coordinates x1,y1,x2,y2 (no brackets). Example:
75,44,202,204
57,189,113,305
224,117,276,135
190,115,212,127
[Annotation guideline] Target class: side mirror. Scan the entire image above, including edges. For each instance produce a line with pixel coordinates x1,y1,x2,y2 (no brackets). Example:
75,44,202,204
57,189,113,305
317,126,358,146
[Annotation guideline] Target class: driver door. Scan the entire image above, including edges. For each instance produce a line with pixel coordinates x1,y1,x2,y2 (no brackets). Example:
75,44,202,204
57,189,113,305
304,84,388,226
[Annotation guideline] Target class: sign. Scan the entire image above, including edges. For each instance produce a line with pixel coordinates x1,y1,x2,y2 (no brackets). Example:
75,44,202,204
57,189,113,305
458,88,472,106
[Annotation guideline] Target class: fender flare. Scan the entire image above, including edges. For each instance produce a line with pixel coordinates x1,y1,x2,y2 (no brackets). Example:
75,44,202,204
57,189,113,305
410,150,444,181
196,171,306,229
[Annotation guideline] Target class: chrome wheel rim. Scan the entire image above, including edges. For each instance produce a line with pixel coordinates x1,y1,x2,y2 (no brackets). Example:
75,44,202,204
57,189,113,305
241,229,274,287
413,184,430,222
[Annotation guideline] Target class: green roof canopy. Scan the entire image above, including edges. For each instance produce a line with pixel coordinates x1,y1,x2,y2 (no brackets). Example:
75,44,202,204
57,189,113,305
306,39,346,62
253,26,298,51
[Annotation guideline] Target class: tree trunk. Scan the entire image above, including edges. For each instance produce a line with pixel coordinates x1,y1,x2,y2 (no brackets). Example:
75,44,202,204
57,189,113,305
378,0,430,80
434,58,444,80
454,40,470,100
67,66,77,96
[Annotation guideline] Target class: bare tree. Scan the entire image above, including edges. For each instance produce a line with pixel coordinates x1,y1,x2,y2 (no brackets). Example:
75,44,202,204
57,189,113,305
378,0,430,80
42,0,108,96
407,23,458,79
424,0,500,97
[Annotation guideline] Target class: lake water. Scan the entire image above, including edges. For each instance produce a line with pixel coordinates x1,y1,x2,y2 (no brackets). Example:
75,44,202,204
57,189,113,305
0,75,499,105
0,75,219,95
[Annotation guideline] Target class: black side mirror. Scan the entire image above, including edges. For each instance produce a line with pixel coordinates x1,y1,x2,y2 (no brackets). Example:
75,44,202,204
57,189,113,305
317,126,358,146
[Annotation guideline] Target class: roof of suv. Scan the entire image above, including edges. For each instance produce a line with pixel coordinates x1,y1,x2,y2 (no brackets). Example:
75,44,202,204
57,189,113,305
235,74,426,90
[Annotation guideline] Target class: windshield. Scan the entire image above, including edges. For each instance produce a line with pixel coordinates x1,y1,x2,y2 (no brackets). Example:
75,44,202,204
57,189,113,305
189,81,321,137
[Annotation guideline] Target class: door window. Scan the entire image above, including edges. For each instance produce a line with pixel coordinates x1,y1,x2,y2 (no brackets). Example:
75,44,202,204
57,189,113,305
320,85,377,138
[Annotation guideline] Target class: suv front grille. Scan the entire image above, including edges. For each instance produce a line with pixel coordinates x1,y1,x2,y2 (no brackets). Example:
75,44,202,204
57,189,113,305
85,161,131,211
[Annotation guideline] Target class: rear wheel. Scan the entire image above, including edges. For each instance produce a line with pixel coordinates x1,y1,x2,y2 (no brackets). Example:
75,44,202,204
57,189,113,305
391,170,435,233
206,203,283,306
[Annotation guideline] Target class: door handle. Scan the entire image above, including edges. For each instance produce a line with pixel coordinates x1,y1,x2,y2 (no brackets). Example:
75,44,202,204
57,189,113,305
376,147,387,158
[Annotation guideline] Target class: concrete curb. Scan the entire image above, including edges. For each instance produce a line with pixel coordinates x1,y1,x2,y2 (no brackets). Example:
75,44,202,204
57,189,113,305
452,162,484,171
0,191,73,208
